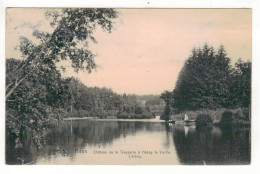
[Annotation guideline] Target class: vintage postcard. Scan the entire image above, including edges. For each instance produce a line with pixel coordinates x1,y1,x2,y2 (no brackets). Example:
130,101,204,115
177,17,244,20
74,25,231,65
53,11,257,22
5,8,251,165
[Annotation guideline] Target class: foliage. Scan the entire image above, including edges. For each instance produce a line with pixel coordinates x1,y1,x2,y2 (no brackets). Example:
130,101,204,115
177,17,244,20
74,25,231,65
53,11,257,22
172,44,232,112
161,44,251,123
116,95,155,119
6,8,118,100
130,95,165,116
63,77,124,116
219,109,250,128
6,8,118,149
169,107,250,128
117,110,154,119
145,96,163,106
219,111,236,128
169,109,225,121
228,61,251,108
160,91,173,120
6,58,66,149
195,114,213,127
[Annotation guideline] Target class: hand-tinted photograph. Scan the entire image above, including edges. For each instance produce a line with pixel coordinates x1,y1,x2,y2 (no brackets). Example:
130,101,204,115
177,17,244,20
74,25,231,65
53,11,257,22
5,8,251,165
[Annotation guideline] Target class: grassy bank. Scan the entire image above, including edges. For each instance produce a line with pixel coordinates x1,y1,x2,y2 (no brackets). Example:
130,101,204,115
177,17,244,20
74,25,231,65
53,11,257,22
64,116,118,120
168,108,250,127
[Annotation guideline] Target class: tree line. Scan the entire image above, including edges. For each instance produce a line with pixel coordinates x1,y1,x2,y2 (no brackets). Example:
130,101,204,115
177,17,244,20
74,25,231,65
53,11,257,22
160,44,251,120
6,57,155,149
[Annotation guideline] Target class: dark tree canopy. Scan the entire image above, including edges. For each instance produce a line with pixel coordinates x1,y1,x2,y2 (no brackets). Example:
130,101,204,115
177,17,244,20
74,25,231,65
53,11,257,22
160,91,173,120
173,44,232,112
228,60,251,108
163,44,251,114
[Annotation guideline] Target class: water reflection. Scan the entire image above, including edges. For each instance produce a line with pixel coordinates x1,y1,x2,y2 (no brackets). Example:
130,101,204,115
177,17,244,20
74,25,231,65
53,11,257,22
6,118,250,165
172,125,250,165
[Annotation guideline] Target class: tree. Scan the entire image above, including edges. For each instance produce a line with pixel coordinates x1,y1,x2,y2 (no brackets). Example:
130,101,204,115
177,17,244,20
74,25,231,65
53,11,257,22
229,60,251,108
162,44,251,115
6,8,118,149
6,58,66,149
171,44,232,112
160,91,173,120
6,8,118,100
195,114,213,128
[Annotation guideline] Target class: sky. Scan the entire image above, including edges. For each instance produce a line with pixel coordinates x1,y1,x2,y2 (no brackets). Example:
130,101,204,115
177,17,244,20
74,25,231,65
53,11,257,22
6,8,252,95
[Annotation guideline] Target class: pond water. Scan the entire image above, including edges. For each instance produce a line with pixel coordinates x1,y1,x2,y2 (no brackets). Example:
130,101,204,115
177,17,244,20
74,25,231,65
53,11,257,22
6,116,250,165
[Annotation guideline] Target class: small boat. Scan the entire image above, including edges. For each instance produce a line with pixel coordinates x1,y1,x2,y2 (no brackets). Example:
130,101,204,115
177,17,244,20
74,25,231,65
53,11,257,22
184,114,195,124
166,119,175,124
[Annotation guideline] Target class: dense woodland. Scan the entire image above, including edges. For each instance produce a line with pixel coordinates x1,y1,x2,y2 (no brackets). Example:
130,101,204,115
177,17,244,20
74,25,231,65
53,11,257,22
6,57,159,148
6,58,157,119
160,44,251,122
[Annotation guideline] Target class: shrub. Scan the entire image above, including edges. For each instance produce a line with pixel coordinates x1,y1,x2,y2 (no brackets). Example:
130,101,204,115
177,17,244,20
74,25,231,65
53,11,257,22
117,111,154,119
89,111,95,117
95,110,107,118
134,106,143,114
142,110,154,119
219,110,235,128
195,114,213,127
78,110,90,117
117,111,129,119
69,110,79,117
219,109,251,128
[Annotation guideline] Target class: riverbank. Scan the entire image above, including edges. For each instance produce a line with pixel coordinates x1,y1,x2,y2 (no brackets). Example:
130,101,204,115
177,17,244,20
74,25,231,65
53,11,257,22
63,116,164,122
64,117,98,120
63,116,118,120
167,108,250,127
